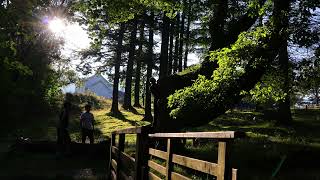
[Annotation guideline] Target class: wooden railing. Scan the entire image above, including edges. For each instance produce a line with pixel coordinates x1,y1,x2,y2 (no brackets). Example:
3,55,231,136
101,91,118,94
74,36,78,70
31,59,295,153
109,126,150,180
109,126,242,180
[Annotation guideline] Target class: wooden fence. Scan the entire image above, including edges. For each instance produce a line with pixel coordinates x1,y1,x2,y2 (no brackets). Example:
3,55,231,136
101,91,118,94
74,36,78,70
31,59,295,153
109,126,242,180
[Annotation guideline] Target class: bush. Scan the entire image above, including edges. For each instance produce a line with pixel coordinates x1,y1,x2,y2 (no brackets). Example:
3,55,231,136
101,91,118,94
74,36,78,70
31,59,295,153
57,92,108,113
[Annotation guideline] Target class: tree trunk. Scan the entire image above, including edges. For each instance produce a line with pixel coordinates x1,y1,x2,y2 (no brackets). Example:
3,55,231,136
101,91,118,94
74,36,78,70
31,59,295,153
168,20,174,75
144,12,154,121
274,0,292,125
173,13,180,73
178,1,185,72
183,0,191,70
123,20,138,110
209,0,228,50
316,88,319,106
134,19,145,108
111,23,125,114
159,13,170,78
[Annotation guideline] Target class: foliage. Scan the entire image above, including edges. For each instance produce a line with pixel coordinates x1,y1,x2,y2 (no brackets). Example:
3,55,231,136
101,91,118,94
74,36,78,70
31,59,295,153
290,0,320,47
0,0,67,124
295,52,320,103
72,0,179,24
248,61,293,105
168,26,271,119
69,92,110,110
177,64,201,76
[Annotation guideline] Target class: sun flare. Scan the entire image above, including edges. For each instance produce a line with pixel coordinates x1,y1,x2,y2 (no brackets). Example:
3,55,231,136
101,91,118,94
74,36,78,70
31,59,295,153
48,18,66,34
46,17,91,54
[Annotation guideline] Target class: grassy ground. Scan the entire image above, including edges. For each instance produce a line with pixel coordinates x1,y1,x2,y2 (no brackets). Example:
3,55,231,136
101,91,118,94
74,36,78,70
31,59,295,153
0,98,148,179
1,98,319,179
0,98,148,142
188,109,320,146
176,109,320,180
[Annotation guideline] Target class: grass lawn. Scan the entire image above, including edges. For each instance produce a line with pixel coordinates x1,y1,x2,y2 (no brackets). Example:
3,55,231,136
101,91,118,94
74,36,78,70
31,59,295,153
0,99,149,142
176,109,320,180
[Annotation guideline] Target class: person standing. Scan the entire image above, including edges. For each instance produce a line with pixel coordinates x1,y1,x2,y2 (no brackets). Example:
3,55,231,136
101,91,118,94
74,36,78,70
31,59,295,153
57,101,72,156
80,104,95,144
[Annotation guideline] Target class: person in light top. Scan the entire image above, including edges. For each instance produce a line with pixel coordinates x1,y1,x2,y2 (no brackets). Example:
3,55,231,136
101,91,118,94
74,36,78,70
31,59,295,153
80,104,95,144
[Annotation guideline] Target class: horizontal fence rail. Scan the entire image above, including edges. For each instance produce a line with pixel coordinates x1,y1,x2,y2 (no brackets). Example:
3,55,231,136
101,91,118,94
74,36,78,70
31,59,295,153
108,126,242,180
148,131,245,139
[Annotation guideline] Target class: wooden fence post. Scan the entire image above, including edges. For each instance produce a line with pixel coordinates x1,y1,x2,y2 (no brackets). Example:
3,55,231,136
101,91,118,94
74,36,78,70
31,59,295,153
134,127,149,180
111,134,116,146
116,134,125,180
166,138,173,180
217,140,231,180
108,133,116,180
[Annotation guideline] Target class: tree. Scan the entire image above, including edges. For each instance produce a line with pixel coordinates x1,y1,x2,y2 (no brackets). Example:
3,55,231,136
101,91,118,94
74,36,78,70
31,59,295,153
159,13,170,78
290,0,320,48
123,20,138,110
183,0,192,69
73,0,311,131
168,19,174,74
0,0,66,127
296,54,320,105
274,0,292,124
134,18,146,107
111,23,125,114
178,0,186,72
173,12,180,73
144,12,154,121
73,0,178,114
157,0,291,132
208,0,228,50
247,0,320,123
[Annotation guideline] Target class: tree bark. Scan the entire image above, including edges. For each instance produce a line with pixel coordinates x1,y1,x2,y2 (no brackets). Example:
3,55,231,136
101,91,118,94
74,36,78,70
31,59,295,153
144,12,154,121
275,0,292,124
111,23,125,114
159,13,170,78
183,0,191,70
173,13,180,73
316,89,319,105
208,0,228,50
134,18,145,108
178,1,185,72
168,20,174,75
123,20,138,110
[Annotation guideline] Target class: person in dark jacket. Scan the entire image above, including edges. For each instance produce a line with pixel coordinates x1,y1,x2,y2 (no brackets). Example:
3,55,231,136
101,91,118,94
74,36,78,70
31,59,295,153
80,104,95,144
57,101,71,156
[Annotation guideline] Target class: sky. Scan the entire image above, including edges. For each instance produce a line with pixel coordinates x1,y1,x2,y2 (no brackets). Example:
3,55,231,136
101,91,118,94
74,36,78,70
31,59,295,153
61,24,91,55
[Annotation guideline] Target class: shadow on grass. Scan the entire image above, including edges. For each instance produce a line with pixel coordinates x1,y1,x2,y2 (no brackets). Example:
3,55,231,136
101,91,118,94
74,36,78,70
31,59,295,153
179,138,320,180
106,111,140,126
122,106,144,115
